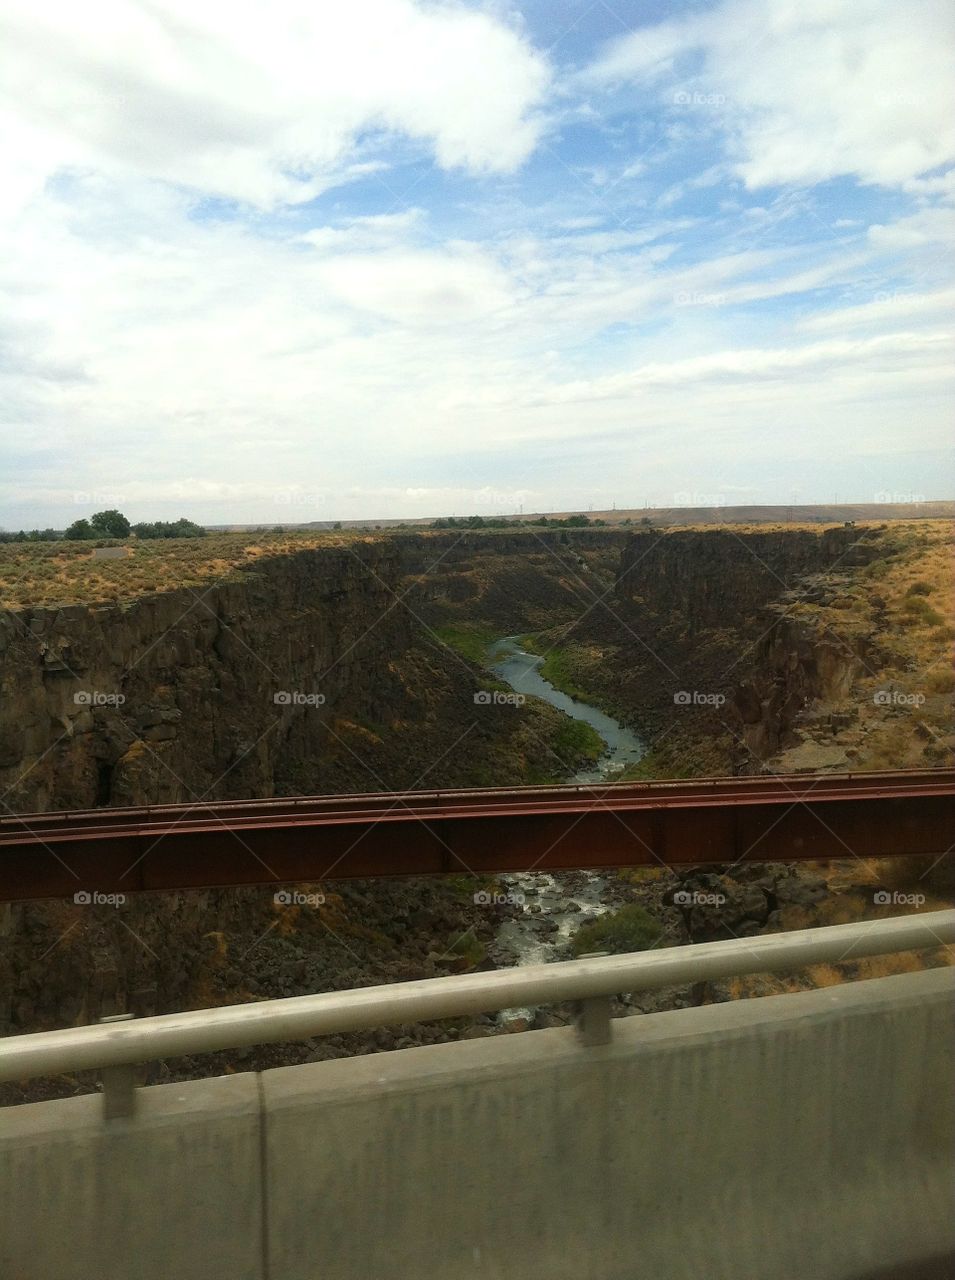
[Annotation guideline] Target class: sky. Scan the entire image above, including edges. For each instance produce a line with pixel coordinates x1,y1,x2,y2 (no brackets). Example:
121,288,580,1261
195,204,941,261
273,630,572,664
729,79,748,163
1,0,953,528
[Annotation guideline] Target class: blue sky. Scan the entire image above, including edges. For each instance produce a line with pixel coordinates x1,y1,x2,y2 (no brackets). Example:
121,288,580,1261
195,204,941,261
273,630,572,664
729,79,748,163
1,0,953,527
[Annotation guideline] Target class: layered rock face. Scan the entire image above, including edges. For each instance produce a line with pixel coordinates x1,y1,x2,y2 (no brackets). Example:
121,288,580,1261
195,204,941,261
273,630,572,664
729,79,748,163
0,542,415,810
1,535,613,1050
616,526,880,631
1,525,883,812
525,525,888,776
398,528,626,631
733,605,871,763
0,532,637,812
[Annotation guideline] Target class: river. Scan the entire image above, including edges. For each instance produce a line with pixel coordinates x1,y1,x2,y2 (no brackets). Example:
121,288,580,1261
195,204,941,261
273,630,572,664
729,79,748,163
484,636,646,998
487,635,644,783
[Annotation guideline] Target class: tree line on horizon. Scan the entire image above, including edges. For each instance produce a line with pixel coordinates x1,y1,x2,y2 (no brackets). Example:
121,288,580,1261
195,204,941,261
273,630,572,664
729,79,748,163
1,509,659,543
0,509,206,543
432,514,607,529
430,514,653,529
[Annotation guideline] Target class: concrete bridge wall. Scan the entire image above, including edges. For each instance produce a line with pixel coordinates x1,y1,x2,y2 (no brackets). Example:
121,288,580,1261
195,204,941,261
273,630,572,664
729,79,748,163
2,967,953,1280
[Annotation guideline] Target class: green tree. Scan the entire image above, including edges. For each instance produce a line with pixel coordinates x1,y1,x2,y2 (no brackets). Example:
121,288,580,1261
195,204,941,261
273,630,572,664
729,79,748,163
131,517,206,540
170,517,205,538
90,509,131,538
64,518,95,540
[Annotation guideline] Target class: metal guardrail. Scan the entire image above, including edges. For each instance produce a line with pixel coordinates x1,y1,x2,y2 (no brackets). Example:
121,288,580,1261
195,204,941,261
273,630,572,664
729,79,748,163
2,910,953,1088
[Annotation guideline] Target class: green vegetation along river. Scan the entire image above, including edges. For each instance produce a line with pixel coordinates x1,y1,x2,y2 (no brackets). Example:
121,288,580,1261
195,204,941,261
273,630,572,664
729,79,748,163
485,636,648,999
488,635,645,782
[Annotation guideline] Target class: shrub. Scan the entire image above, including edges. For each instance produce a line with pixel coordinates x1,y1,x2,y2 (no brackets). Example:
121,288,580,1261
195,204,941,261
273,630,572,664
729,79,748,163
906,580,935,596
571,904,663,956
447,932,486,968
538,645,591,701
902,596,944,627
63,518,95,540
864,562,886,579
552,716,604,764
926,667,955,694
433,623,499,666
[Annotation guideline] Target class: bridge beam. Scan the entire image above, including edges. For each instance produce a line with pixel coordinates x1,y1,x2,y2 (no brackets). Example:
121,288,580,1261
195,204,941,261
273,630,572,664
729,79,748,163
0,769,951,902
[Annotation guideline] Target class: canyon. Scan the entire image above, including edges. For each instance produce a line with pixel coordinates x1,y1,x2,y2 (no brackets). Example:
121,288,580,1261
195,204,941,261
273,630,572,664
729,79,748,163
0,519,952,1102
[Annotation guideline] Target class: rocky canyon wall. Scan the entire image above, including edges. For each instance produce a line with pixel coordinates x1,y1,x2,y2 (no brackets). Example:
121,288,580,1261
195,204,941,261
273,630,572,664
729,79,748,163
0,526,890,812
0,542,415,811
616,525,881,632
732,607,872,766
1,536,596,815
531,525,890,776
396,528,626,632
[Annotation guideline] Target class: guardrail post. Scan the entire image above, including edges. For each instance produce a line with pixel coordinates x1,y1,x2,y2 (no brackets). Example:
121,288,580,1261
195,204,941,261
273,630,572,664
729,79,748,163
98,1013,137,1121
574,952,612,1046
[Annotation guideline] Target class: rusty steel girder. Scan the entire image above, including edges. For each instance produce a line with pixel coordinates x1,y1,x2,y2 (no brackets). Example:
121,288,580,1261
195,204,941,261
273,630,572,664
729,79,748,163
0,769,951,902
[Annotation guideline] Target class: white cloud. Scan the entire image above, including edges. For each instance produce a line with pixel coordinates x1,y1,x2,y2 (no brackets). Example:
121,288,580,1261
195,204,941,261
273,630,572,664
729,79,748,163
1,1,952,524
553,216,605,231
868,204,955,250
2,166,949,518
0,0,551,209
657,164,728,209
798,287,955,333
315,244,516,326
299,208,426,252
537,331,953,402
586,0,955,190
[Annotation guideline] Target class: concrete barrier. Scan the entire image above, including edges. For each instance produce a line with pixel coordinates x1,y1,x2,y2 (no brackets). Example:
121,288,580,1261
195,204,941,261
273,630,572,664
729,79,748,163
0,1073,263,1280
264,968,955,1280
1,968,952,1279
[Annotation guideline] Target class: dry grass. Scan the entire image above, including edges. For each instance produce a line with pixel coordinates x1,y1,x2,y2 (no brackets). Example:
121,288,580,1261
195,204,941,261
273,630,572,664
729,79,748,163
0,517,937,612
0,528,380,610
664,520,887,535
857,522,954,767
770,520,953,772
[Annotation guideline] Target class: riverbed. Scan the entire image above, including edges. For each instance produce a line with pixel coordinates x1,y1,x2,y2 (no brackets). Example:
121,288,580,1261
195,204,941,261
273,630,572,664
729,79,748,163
485,636,646,990
487,636,645,783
